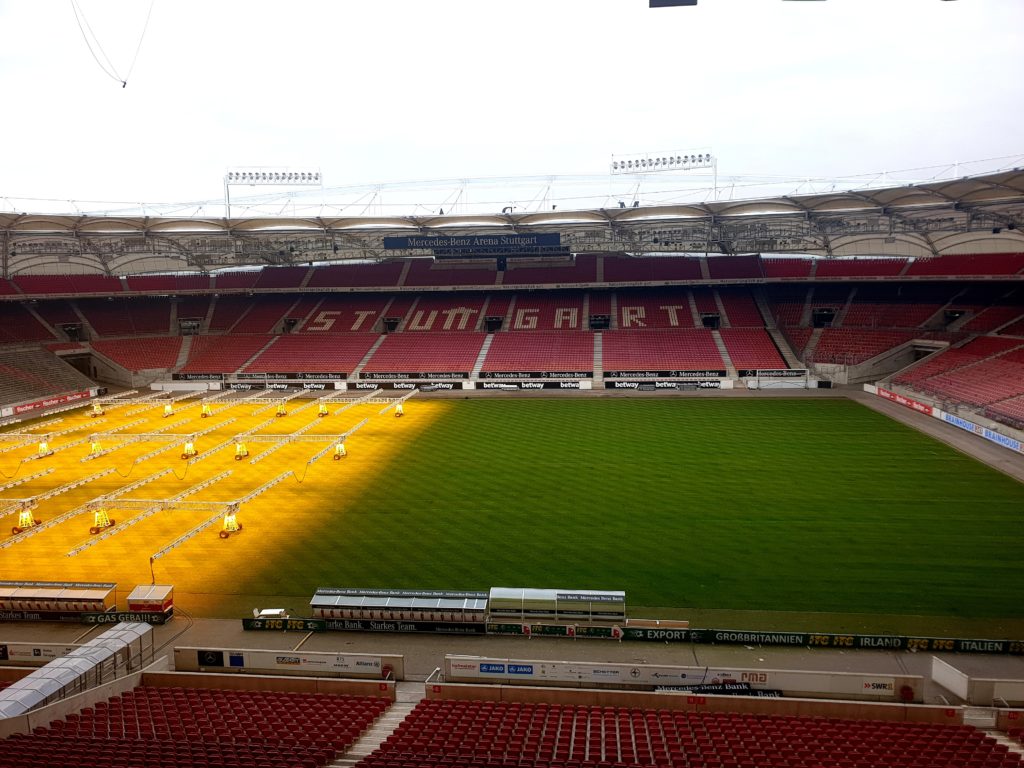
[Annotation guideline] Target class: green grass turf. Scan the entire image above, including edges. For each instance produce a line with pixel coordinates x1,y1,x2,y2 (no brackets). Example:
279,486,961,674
251,397,1024,623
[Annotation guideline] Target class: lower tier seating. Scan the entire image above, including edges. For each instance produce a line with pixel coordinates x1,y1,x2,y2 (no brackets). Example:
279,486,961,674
810,329,918,365
482,332,594,373
179,335,272,373
602,329,724,373
0,348,95,407
362,332,487,375
243,333,380,374
2,685,388,768
718,329,786,371
358,700,1020,768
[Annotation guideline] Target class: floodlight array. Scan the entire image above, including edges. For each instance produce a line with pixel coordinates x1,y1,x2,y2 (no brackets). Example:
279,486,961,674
150,470,292,562
307,418,369,465
251,392,304,416
69,470,233,557
327,389,381,414
247,416,325,464
82,418,191,462
96,392,162,411
610,152,714,174
378,389,418,415
0,468,117,548
225,170,321,185
125,392,197,416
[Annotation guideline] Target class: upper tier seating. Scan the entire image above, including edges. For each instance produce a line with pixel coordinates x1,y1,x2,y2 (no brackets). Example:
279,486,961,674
508,292,587,331
27,300,81,333
92,337,183,371
175,297,212,323
359,699,1019,768
254,266,309,289
179,335,272,373
811,329,918,364
602,329,724,373
0,278,18,294
815,258,908,278
125,275,211,292
603,254,703,283
766,284,810,328
404,259,497,287
841,284,953,329
482,332,594,373
14,274,123,295
307,262,405,288
362,332,486,375
905,252,1024,277
77,299,171,337
719,328,787,371
243,333,379,374
706,254,763,280
0,348,95,406
403,295,489,332
0,303,58,342
2,685,387,768
213,271,260,290
502,255,598,285
762,257,813,279
616,289,695,329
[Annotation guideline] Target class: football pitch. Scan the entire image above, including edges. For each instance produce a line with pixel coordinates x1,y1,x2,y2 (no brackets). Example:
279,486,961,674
2,395,1022,635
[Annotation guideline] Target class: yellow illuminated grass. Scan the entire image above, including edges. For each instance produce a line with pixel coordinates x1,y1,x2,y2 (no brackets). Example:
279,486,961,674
0,397,442,614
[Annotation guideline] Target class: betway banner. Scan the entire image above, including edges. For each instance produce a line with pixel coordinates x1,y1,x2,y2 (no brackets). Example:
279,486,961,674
13,390,91,415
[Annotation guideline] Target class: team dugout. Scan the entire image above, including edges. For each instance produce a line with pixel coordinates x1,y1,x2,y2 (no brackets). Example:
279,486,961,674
487,588,626,623
310,588,488,623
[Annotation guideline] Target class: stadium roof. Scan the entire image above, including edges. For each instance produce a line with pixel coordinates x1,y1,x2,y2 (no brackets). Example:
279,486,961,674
2,170,1022,275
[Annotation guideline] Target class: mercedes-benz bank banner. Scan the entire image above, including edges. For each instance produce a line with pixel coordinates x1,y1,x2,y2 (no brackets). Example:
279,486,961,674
443,655,919,701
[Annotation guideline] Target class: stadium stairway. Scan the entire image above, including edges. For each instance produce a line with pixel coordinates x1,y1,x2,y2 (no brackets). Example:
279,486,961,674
351,334,389,379
593,332,603,383
987,730,1024,761
168,299,177,334
687,289,702,326
235,335,280,373
201,296,217,333
711,329,737,377
174,335,194,369
332,687,422,768
833,285,858,326
23,304,61,340
712,290,732,328
502,294,517,329
70,300,99,339
767,328,803,369
471,334,494,377
803,327,824,362
751,286,777,329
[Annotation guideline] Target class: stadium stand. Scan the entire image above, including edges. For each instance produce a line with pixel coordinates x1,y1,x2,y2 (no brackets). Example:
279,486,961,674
719,328,787,370
360,700,1021,768
841,284,952,329
306,262,405,288
502,255,598,285
893,336,1022,387
765,285,810,328
690,287,719,319
2,685,387,768
0,302,58,342
959,305,1024,334
507,292,586,331
77,298,171,337
362,332,486,375
904,252,1024,277
810,329,919,365
482,331,594,373
206,296,252,332
717,289,765,327
0,277,18,294
782,327,814,357
124,275,211,292
603,254,703,283
404,259,498,287
602,329,724,372
243,332,379,374
0,347,94,405
29,300,81,333
302,294,391,333
179,335,273,373
815,258,908,278
254,265,310,289
91,337,183,372
213,271,260,291
615,290,694,329
762,257,813,279
906,343,1024,408
403,294,489,332
175,296,213,323
229,295,302,334
14,274,123,296
706,254,763,280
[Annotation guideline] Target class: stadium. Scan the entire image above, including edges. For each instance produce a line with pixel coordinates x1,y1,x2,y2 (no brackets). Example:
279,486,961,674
2,1,1024,766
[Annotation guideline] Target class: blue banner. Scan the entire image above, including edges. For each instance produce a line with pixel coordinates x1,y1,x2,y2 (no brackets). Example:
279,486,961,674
383,233,561,251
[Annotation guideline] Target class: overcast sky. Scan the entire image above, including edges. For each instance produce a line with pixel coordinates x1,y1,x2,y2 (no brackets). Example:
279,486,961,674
0,0,1021,215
